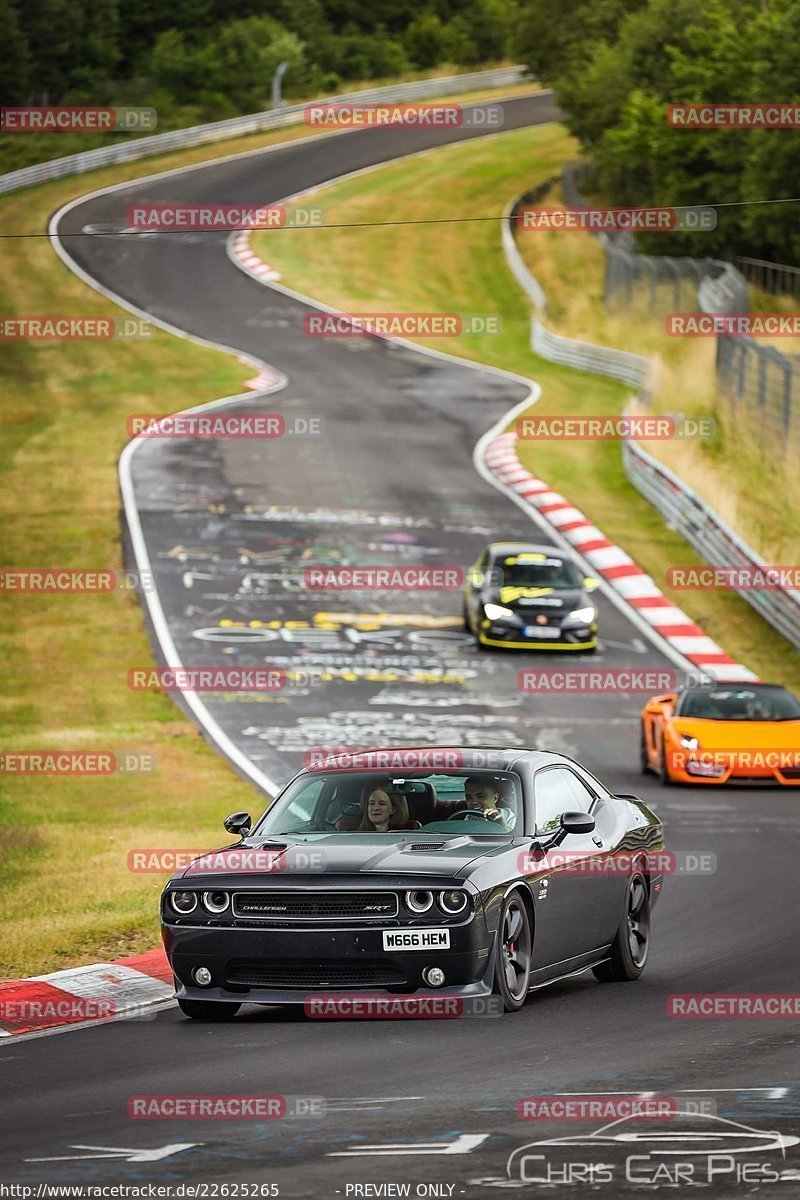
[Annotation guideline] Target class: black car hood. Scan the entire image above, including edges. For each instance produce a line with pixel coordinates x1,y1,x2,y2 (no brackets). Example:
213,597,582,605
173,833,510,884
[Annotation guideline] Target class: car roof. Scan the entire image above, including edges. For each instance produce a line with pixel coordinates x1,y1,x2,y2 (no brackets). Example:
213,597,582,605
296,747,577,776
487,542,568,561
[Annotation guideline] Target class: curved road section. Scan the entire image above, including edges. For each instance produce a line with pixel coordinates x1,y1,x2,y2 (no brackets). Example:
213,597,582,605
0,92,796,1197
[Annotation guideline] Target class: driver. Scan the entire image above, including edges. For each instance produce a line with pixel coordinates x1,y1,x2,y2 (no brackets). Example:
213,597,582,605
464,776,515,830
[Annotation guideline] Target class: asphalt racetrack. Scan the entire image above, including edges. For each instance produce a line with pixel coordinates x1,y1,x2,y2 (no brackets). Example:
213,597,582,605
2,92,798,1197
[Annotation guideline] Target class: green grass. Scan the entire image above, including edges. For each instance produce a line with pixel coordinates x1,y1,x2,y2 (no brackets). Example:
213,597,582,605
0,80,540,980
253,123,800,691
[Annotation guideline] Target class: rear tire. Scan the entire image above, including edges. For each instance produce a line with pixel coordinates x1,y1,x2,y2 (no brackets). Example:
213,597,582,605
592,872,650,982
177,998,241,1020
493,892,532,1012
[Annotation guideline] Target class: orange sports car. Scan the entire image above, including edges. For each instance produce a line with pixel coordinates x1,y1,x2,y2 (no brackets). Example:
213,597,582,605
640,681,800,786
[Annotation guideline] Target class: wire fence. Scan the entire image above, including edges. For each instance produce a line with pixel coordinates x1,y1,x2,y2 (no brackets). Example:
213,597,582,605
735,256,800,300
560,164,800,440
502,187,800,652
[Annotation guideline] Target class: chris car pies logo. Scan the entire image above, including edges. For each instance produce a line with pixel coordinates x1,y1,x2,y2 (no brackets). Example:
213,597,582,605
471,1113,800,1188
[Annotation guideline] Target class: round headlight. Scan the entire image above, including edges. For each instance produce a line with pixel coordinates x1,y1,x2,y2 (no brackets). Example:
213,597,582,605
404,889,434,914
438,889,468,915
170,890,197,915
202,890,230,914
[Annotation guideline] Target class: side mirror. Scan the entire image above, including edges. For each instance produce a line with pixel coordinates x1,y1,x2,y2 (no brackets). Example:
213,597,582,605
560,811,596,835
583,576,600,593
224,811,251,837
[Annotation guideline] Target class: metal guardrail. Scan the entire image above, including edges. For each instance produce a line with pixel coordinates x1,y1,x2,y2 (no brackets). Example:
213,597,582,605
623,437,800,650
501,181,554,310
0,67,528,197
503,187,800,651
696,262,749,315
531,318,652,394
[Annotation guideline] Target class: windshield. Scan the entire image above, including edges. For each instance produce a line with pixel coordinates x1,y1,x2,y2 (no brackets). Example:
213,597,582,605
676,686,800,721
253,770,523,836
500,553,581,590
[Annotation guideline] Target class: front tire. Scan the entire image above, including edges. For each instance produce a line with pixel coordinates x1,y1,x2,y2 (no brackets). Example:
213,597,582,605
493,892,532,1011
592,872,650,982
658,742,673,786
640,726,651,774
177,998,241,1020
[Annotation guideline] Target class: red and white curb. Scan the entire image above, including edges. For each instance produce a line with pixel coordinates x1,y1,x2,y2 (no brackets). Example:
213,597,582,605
229,233,284,390
0,947,173,1038
230,230,282,284
241,360,282,391
483,432,757,683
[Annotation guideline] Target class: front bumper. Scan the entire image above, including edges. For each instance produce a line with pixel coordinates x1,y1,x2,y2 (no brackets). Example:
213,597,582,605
478,617,596,651
665,746,800,785
163,916,495,1006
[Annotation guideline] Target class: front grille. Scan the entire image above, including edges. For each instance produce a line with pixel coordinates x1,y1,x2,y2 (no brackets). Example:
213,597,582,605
232,890,399,921
226,959,407,989
515,611,564,623
778,768,800,780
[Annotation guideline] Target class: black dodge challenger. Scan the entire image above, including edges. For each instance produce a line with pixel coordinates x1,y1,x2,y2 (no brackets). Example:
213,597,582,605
162,749,664,1019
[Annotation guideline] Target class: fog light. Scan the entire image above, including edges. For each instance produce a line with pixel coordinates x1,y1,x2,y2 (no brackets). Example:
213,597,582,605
193,966,212,987
423,967,445,987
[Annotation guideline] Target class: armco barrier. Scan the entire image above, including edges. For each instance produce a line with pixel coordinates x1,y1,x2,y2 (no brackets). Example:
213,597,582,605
502,182,553,310
531,318,652,395
0,67,527,197
504,187,800,652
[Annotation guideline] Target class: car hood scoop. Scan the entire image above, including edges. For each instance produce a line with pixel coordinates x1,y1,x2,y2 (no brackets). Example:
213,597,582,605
176,833,496,880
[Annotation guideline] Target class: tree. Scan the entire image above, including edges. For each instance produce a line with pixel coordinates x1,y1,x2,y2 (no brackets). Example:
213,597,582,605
150,17,306,112
404,11,449,69
0,0,31,104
